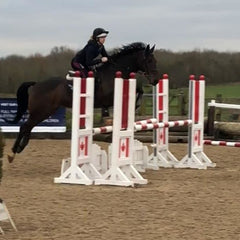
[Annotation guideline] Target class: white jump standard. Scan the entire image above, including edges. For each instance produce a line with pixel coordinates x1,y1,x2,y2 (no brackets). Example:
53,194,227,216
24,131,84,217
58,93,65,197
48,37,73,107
137,74,216,170
54,72,103,185
148,74,179,169
95,72,147,186
176,75,216,169
0,199,18,235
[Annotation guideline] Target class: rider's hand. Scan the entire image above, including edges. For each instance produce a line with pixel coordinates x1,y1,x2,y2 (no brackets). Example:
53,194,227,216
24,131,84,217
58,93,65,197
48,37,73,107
101,57,108,63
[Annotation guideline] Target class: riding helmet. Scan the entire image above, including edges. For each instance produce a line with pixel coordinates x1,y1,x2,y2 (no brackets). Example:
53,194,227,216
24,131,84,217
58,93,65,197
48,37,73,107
93,28,109,39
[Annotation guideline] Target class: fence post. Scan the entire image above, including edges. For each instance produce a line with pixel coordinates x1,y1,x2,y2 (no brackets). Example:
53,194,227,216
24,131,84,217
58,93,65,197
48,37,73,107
178,90,187,115
215,94,222,121
207,104,215,136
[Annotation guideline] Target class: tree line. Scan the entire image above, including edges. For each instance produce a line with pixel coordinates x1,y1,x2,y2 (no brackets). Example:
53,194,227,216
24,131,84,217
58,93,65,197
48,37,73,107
0,46,240,94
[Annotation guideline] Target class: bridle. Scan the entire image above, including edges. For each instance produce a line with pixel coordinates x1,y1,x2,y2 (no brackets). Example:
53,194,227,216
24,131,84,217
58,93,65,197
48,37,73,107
141,54,153,79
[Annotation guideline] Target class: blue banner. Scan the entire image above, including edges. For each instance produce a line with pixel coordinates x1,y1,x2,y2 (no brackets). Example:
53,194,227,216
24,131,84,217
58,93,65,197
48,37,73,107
0,98,66,132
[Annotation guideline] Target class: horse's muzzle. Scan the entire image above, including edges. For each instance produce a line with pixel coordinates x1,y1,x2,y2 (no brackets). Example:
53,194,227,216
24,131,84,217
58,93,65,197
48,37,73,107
145,72,159,86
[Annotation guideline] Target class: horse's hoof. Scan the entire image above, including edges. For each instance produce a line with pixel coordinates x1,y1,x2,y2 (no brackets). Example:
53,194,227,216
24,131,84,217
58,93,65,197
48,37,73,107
8,154,15,163
103,117,113,126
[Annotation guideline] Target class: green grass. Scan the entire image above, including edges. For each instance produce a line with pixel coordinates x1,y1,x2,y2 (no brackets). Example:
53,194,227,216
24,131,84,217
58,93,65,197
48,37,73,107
169,82,240,98
140,82,240,117
205,83,240,98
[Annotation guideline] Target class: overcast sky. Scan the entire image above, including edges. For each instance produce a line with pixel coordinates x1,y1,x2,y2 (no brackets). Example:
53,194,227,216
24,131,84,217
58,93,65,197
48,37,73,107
0,0,239,57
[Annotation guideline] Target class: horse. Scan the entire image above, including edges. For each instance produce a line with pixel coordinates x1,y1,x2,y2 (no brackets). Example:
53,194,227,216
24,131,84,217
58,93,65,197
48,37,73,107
5,42,159,162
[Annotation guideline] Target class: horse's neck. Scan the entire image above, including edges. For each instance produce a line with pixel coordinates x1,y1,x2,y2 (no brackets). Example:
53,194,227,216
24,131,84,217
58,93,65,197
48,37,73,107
114,54,138,76
97,53,140,96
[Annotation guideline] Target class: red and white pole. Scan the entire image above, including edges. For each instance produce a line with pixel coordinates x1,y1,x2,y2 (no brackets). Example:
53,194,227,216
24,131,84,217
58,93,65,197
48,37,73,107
204,140,240,147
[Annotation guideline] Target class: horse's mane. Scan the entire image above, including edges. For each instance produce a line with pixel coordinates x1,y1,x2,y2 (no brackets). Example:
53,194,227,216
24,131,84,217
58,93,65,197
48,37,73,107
110,42,146,59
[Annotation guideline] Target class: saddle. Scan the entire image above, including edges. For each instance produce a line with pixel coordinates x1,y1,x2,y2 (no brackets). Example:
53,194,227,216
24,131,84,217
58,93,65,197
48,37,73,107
66,70,100,93
66,70,81,80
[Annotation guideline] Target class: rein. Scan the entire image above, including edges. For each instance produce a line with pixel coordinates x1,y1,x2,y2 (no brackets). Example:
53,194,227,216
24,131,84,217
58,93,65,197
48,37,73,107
107,57,132,73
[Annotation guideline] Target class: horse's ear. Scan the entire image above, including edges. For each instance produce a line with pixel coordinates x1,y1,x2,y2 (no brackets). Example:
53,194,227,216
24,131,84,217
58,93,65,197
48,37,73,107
150,44,155,53
145,44,150,56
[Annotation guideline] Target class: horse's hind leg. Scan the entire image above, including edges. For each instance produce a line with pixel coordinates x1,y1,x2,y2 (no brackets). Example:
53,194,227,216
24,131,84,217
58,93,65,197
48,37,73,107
8,122,33,163
12,131,25,155
9,108,59,162
15,125,32,154
9,127,26,162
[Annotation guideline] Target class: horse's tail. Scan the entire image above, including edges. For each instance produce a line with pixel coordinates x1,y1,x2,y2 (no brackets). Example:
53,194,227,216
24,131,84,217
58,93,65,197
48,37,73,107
3,82,36,124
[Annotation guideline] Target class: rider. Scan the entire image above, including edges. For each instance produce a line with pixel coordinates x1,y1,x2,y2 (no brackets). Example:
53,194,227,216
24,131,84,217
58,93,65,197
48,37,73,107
71,28,109,77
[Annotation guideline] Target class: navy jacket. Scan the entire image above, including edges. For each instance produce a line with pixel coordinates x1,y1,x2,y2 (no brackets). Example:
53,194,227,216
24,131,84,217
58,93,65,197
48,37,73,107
72,40,108,71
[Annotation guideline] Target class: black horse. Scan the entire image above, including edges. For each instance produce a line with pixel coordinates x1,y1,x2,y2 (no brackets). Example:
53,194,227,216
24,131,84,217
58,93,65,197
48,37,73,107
5,42,159,162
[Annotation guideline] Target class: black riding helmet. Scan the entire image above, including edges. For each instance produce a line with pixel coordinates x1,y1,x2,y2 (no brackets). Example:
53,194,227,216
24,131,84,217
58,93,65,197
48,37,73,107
93,28,109,39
